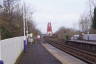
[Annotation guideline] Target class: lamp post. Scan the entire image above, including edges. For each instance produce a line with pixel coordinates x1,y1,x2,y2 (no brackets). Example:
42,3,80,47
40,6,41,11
23,1,27,52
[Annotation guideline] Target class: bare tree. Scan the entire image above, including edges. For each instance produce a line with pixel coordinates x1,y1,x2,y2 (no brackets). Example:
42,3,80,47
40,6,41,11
0,0,40,39
55,27,79,40
79,16,90,33
88,0,96,33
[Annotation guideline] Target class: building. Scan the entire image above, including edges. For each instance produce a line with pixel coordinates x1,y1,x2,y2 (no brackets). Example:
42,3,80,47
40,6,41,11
47,22,53,36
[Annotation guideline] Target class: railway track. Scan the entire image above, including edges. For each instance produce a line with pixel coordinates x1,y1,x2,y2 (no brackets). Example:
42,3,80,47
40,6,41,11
45,38,96,64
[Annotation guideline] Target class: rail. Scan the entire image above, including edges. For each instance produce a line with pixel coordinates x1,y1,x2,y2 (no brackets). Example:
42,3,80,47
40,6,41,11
45,37,96,64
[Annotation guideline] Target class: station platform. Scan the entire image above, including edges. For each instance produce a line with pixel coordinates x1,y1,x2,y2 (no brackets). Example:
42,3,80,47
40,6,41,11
70,40,96,45
18,42,87,64
42,43,87,64
18,43,61,64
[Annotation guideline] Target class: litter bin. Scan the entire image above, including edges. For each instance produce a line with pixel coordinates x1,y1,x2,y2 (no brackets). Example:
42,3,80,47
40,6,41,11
0,60,3,64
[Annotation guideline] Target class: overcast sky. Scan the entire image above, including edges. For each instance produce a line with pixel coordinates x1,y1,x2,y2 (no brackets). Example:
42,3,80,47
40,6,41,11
29,0,89,34
0,0,3,6
15,0,91,33
0,0,90,33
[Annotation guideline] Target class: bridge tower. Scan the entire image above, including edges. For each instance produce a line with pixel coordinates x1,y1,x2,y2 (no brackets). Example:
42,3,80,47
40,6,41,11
47,22,53,36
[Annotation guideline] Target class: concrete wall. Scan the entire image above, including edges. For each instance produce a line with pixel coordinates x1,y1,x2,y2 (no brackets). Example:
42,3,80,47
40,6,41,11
0,36,24,64
83,34,96,40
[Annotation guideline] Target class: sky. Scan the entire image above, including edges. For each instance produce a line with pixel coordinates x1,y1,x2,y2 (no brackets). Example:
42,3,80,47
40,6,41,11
8,0,91,33
28,0,89,34
0,0,3,6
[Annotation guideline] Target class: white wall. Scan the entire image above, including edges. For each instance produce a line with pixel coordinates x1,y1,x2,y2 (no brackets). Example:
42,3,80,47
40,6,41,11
0,36,24,64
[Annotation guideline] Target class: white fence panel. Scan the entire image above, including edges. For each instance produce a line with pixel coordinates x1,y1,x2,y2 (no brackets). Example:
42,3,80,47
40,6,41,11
83,34,96,40
0,42,1,60
0,36,24,64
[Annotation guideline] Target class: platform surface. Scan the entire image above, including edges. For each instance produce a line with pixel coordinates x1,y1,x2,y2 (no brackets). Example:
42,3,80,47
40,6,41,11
18,41,87,64
18,43,62,64
70,40,96,45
